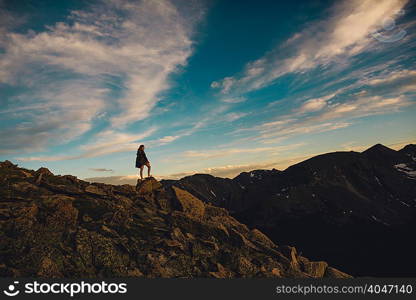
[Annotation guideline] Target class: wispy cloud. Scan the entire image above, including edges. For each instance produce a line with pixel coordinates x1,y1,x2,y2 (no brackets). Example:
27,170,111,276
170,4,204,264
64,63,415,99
220,97,247,104
16,128,156,161
211,0,409,94
366,69,416,86
232,81,414,145
84,174,138,185
312,95,412,122
89,168,114,172
256,94,411,143
0,0,203,154
225,112,249,122
183,147,275,159
147,104,230,147
295,93,337,114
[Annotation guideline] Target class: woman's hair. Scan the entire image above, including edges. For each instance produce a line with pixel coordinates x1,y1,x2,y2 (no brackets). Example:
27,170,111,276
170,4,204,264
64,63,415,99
138,145,145,151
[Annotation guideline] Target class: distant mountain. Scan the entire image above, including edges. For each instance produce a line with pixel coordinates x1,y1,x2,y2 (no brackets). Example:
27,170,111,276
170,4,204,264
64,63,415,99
0,160,349,278
162,144,416,277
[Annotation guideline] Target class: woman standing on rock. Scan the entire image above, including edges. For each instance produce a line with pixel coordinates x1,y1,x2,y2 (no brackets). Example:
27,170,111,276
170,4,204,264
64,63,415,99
136,145,151,180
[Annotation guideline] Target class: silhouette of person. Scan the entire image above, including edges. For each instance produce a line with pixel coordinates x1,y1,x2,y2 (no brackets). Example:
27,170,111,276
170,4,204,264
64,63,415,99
136,144,151,180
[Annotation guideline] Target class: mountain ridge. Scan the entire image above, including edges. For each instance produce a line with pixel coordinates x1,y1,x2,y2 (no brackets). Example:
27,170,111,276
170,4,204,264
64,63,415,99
161,144,416,276
0,160,350,278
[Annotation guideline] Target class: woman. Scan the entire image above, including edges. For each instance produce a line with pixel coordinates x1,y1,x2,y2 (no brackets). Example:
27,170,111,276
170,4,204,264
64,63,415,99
135,145,151,180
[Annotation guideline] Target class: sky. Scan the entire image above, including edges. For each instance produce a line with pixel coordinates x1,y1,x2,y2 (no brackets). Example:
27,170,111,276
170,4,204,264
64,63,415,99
0,0,415,184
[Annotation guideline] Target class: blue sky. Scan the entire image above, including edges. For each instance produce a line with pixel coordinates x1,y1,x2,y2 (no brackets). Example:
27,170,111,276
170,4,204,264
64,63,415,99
0,0,415,184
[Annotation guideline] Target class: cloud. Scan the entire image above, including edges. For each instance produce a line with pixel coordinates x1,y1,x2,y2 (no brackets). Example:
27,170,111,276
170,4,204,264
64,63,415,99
211,0,409,94
183,147,275,159
314,95,411,122
146,104,230,147
256,95,411,144
258,122,352,144
84,175,138,185
16,128,156,161
89,168,114,172
0,80,106,154
15,102,232,161
231,77,414,145
363,69,416,94
366,69,416,86
156,135,182,145
225,112,248,122
181,143,305,161
296,93,337,114
0,0,203,153
221,97,246,104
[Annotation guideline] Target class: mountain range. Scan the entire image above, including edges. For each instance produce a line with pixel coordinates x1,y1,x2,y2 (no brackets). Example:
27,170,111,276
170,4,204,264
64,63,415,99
0,160,350,278
1,143,414,278
162,144,416,277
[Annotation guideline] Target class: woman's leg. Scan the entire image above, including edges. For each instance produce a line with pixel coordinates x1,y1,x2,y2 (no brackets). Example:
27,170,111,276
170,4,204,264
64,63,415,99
145,162,151,177
139,166,144,180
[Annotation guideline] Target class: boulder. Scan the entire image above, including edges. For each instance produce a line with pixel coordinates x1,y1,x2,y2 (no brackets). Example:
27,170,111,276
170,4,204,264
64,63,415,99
35,167,54,176
85,185,107,196
302,261,328,278
171,186,205,219
136,177,162,195
250,228,277,249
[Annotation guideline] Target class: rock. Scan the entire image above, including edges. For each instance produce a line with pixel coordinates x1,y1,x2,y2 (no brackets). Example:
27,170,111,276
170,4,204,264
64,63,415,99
37,257,63,278
19,170,33,178
303,261,328,278
62,175,79,184
172,186,205,219
136,177,162,194
229,228,258,250
204,204,229,217
43,195,78,230
35,167,54,176
271,268,281,277
324,266,353,278
250,228,277,249
127,268,143,277
164,239,184,250
209,263,233,278
85,185,107,196
236,256,257,275
11,182,39,193
35,173,43,185
0,160,17,168
279,245,299,269
82,214,93,222
34,167,53,185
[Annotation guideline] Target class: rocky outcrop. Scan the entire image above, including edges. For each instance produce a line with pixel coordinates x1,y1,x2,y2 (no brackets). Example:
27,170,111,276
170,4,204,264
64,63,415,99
0,161,350,278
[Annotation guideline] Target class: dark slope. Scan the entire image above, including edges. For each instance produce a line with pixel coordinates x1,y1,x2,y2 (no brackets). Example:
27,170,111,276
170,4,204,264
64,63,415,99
162,174,244,213
0,160,350,278
163,144,416,277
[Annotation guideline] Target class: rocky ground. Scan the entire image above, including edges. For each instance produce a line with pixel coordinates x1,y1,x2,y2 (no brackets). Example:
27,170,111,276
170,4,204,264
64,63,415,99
0,160,350,278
